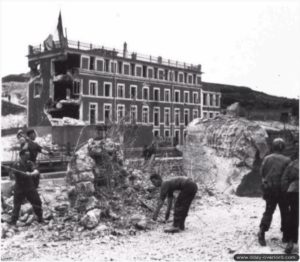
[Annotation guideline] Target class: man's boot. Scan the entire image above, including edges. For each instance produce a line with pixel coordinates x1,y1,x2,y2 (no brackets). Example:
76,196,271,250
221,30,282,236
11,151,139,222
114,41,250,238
179,218,186,231
164,225,180,233
282,232,288,243
258,229,266,246
285,241,294,254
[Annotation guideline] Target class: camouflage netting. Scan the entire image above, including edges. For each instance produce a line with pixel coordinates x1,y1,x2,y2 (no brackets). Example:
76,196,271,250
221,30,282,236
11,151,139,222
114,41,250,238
183,115,269,196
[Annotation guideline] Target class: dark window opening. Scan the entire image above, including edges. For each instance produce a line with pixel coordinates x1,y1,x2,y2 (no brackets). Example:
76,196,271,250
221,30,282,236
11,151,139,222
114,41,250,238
203,93,208,106
136,66,142,77
131,64,135,76
104,84,111,97
154,89,159,101
175,91,180,102
158,70,164,80
118,61,123,74
90,56,95,70
143,88,149,100
143,65,147,78
104,105,111,123
34,82,42,97
148,68,153,78
184,111,189,126
131,86,136,99
73,80,80,95
81,57,89,70
154,68,158,79
96,60,104,71
216,95,220,107
197,76,201,85
165,130,170,137
124,64,130,75
179,73,184,83
105,59,110,72
90,104,96,124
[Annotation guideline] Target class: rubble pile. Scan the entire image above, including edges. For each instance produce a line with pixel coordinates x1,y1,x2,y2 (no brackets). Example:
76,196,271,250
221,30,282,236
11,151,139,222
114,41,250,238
50,117,85,126
1,113,27,129
1,138,165,241
65,138,160,231
183,115,269,196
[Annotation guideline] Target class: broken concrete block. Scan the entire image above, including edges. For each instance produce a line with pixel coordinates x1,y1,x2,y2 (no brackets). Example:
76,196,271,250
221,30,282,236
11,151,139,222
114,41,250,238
16,221,26,227
85,196,99,212
43,210,53,220
1,214,11,223
25,214,35,225
54,202,69,214
20,203,33,215
19,213,29,222
75,181,95,195
5,196,14,210
78,172,94,182
130,214,148,230
75,157,95,172
80,208,101,230
1,223,9,238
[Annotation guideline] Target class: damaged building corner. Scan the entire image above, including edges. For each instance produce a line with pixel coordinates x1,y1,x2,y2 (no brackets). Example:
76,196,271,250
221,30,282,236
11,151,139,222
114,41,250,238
46,53,81,121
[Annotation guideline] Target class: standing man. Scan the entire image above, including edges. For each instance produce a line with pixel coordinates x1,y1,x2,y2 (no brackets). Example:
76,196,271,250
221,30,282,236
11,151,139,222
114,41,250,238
10,149,44,225
150,173,198,233
258,138,291,246
281,151,299,254
26,129,53,188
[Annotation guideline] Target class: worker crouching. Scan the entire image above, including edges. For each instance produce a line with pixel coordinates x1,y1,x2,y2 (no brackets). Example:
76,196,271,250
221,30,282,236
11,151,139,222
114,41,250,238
150,173,198,233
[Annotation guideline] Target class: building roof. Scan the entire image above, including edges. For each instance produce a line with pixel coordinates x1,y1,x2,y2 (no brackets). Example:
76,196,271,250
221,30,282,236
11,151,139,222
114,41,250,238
28,40,202,73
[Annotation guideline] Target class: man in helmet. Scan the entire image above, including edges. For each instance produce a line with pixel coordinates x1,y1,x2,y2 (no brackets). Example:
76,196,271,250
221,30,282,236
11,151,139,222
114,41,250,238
258,138,291,246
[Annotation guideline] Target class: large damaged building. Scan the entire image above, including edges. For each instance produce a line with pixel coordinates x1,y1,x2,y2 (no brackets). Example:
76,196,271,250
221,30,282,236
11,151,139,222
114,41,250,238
27,14,221,145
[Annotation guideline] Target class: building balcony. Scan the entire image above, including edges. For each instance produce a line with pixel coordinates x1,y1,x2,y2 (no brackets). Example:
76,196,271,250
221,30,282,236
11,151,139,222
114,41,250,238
28,39,202,73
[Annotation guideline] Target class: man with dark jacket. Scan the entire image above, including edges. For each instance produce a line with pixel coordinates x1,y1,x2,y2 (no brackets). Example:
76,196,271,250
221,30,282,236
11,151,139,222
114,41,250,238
150,173,198,233
281,155,299,254
258,138,291,246
26,129,53,188
10,149,44,225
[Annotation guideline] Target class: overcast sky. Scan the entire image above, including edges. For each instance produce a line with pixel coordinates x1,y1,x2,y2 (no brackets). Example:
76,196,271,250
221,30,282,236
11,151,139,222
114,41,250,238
1,0,299,99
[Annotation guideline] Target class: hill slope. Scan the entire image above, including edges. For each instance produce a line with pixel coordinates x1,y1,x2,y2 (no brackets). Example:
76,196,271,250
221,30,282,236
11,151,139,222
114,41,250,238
203,82,299,116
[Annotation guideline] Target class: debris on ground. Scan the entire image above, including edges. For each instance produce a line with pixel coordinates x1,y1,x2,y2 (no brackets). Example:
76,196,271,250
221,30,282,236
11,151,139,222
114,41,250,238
1,138,162,243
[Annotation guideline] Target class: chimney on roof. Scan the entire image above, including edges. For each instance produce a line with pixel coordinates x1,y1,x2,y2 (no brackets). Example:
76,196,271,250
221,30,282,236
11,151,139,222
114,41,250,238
123,42,128,58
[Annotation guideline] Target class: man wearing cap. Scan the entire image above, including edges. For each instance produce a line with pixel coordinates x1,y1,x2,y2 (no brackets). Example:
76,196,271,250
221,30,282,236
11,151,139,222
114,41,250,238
150,173,198,233
10,149,44,225
258,138,291,246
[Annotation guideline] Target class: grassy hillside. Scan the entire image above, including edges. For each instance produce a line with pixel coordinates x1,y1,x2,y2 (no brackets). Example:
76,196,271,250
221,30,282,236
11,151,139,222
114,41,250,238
203,82,299,116
2,73,30,83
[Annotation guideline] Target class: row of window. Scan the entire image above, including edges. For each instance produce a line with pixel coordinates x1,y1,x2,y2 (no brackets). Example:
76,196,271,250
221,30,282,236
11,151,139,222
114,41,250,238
81,55,201,85
33,80,221,109
86,80,200,104
203,93,220,107
203,111,220,119
89,103,199,126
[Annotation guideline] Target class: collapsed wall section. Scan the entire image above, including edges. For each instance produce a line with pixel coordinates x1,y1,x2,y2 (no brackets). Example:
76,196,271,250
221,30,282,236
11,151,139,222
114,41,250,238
183,115,269,196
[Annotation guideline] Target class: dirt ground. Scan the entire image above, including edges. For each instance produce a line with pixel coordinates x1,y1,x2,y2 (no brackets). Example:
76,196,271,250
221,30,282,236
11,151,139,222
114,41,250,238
1,193,298,262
